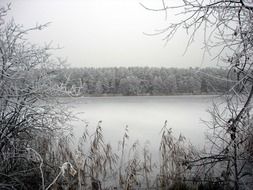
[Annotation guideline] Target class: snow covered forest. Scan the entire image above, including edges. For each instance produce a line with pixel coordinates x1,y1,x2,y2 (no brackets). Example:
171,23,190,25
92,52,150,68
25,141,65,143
55,67,234,96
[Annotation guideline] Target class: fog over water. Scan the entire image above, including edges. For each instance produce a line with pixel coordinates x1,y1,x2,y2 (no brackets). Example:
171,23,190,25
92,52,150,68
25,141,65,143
67,95,217,155
1,0,228,159
2,0,228,158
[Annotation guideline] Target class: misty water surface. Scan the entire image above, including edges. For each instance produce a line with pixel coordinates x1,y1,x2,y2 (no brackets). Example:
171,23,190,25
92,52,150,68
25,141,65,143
65,95,218,155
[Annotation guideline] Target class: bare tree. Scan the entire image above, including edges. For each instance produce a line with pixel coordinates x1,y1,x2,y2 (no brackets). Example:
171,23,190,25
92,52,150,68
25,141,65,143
142,0,253,189
0,4,73,189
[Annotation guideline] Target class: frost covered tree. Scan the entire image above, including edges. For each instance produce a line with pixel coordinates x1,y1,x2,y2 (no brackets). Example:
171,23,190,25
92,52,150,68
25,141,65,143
0,4,72,189
141,0,253,189
119,76,141,95
95,80,103,95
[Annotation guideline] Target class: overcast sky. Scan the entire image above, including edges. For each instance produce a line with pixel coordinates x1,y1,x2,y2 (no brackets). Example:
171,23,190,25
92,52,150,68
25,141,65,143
2,0,216,68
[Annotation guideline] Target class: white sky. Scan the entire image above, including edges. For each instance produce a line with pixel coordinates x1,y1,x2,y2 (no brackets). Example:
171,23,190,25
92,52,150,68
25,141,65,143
2,0,217,68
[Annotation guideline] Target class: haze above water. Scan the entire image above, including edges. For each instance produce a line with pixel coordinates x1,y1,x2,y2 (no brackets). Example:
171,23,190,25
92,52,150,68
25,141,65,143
67,95,217,153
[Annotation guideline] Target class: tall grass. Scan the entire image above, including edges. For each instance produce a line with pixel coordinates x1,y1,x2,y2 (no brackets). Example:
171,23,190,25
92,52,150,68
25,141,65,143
3,120,236,189
33,121,205,190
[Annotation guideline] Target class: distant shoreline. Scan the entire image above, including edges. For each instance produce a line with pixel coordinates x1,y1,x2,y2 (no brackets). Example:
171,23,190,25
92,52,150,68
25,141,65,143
57,93,222,98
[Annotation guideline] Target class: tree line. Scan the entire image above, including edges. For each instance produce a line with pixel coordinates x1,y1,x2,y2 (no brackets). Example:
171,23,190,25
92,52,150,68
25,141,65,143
54,67,235,96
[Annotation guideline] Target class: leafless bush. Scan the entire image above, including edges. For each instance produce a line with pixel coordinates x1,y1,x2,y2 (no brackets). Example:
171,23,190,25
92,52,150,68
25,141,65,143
0,4,73,189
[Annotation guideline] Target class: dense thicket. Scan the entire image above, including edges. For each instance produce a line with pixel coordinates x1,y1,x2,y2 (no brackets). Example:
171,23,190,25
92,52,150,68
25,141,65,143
0,5,74,189
55,67,234,96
